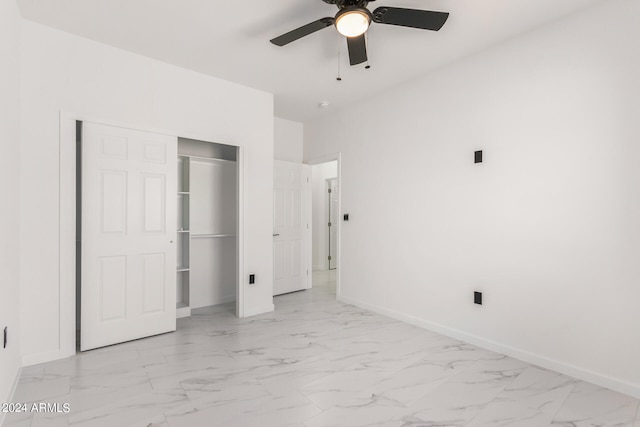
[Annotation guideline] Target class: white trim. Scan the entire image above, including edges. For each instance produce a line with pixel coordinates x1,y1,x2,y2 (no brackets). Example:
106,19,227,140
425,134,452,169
305,165,312,290
338,294,640,400
55,111,247,364
191,295,235,309
243,303,275,318
22,347,73,367
236,146,245,318
176,306,191,319
58,113,77,363
306,153,342,298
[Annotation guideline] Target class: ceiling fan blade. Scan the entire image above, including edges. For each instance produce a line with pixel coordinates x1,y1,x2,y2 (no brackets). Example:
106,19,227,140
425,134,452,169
347,34,367,66
270,17,334,46
372,7,449,31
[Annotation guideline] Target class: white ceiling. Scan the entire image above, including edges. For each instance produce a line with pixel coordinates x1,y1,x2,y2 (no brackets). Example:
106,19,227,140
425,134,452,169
17,0,605,123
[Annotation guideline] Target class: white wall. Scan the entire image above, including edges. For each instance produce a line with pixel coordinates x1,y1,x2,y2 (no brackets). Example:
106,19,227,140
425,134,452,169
274,117,303,162
0,0,22,413
311,162,338,270
304,0,640,397
20,21,275,365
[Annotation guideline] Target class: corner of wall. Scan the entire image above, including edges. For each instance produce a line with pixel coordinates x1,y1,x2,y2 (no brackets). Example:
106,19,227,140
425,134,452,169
274,117,303,163
0,0,22,414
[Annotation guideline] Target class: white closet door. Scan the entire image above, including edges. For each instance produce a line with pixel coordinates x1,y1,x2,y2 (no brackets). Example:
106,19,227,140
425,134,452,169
273,161,310,295
81,122,177,351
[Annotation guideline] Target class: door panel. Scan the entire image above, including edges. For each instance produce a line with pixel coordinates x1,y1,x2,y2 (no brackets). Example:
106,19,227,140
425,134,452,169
273,161,310,296
142,253,166,314
101,171,127,233
143,174,166,233
99,255,127,321
82,122,177,351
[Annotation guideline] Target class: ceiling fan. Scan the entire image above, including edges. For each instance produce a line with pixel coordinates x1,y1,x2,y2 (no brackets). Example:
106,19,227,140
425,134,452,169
270,0,450,66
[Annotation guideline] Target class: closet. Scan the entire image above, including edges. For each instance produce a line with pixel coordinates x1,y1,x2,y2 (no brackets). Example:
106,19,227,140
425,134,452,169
176,138,237,318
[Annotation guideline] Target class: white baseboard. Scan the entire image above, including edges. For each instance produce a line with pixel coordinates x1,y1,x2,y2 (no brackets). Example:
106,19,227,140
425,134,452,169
22,348,74,367
0,366,22,427
191,295,235,310
243,303,275,318
338,295,640,399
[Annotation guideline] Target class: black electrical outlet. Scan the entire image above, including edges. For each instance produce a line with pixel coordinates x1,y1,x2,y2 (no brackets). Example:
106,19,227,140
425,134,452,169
249,274,255,284
474,291,483,305
343,214,349,221
3,327,7,349
474,150,483,164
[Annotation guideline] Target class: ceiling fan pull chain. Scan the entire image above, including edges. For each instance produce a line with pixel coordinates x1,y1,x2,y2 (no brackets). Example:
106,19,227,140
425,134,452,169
336,33,343,81
365,31,371,69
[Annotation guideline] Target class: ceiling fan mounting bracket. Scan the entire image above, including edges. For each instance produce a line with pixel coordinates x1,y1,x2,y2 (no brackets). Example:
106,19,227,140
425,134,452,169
323,0,371,9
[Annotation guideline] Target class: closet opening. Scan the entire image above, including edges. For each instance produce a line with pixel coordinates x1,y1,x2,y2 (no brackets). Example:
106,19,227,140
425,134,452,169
176,137,239,318
75,122,240,352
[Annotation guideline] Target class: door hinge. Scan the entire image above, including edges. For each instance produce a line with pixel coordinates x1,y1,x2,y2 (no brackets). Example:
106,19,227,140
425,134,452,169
328,222,332,227
328,255,332,261
328,188,332,193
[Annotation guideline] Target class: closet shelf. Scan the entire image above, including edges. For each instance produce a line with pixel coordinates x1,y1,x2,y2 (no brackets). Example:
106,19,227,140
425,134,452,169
177,229,190,233
191,233,237,238
177,266,190,272
178,191,190,195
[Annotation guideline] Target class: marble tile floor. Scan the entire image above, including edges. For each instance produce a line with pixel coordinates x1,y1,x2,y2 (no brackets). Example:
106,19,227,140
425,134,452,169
4,270,639,427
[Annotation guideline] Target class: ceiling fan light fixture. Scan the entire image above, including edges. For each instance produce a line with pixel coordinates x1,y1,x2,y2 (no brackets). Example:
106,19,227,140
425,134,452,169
335,7,371,37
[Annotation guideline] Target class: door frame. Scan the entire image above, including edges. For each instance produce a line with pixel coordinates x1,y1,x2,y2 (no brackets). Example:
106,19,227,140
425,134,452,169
58,111,246,358
326,177,338,271
306,153,342,297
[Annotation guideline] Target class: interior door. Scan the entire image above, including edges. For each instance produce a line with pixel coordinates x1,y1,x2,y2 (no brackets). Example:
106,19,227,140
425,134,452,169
81,122,177,351
328,178,339,270
273,160,310,296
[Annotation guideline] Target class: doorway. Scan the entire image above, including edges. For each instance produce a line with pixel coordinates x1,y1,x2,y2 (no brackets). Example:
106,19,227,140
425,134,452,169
309,158,340,296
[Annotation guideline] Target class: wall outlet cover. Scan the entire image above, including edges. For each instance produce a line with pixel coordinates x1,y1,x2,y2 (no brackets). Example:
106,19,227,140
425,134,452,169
474,150,483,164
474,291,483,305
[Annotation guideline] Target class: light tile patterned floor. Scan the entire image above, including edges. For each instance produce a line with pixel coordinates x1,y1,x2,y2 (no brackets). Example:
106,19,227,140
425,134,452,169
4,270,639,426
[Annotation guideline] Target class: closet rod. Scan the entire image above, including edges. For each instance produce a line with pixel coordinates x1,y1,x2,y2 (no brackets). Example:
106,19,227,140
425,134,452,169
185,154,236,163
